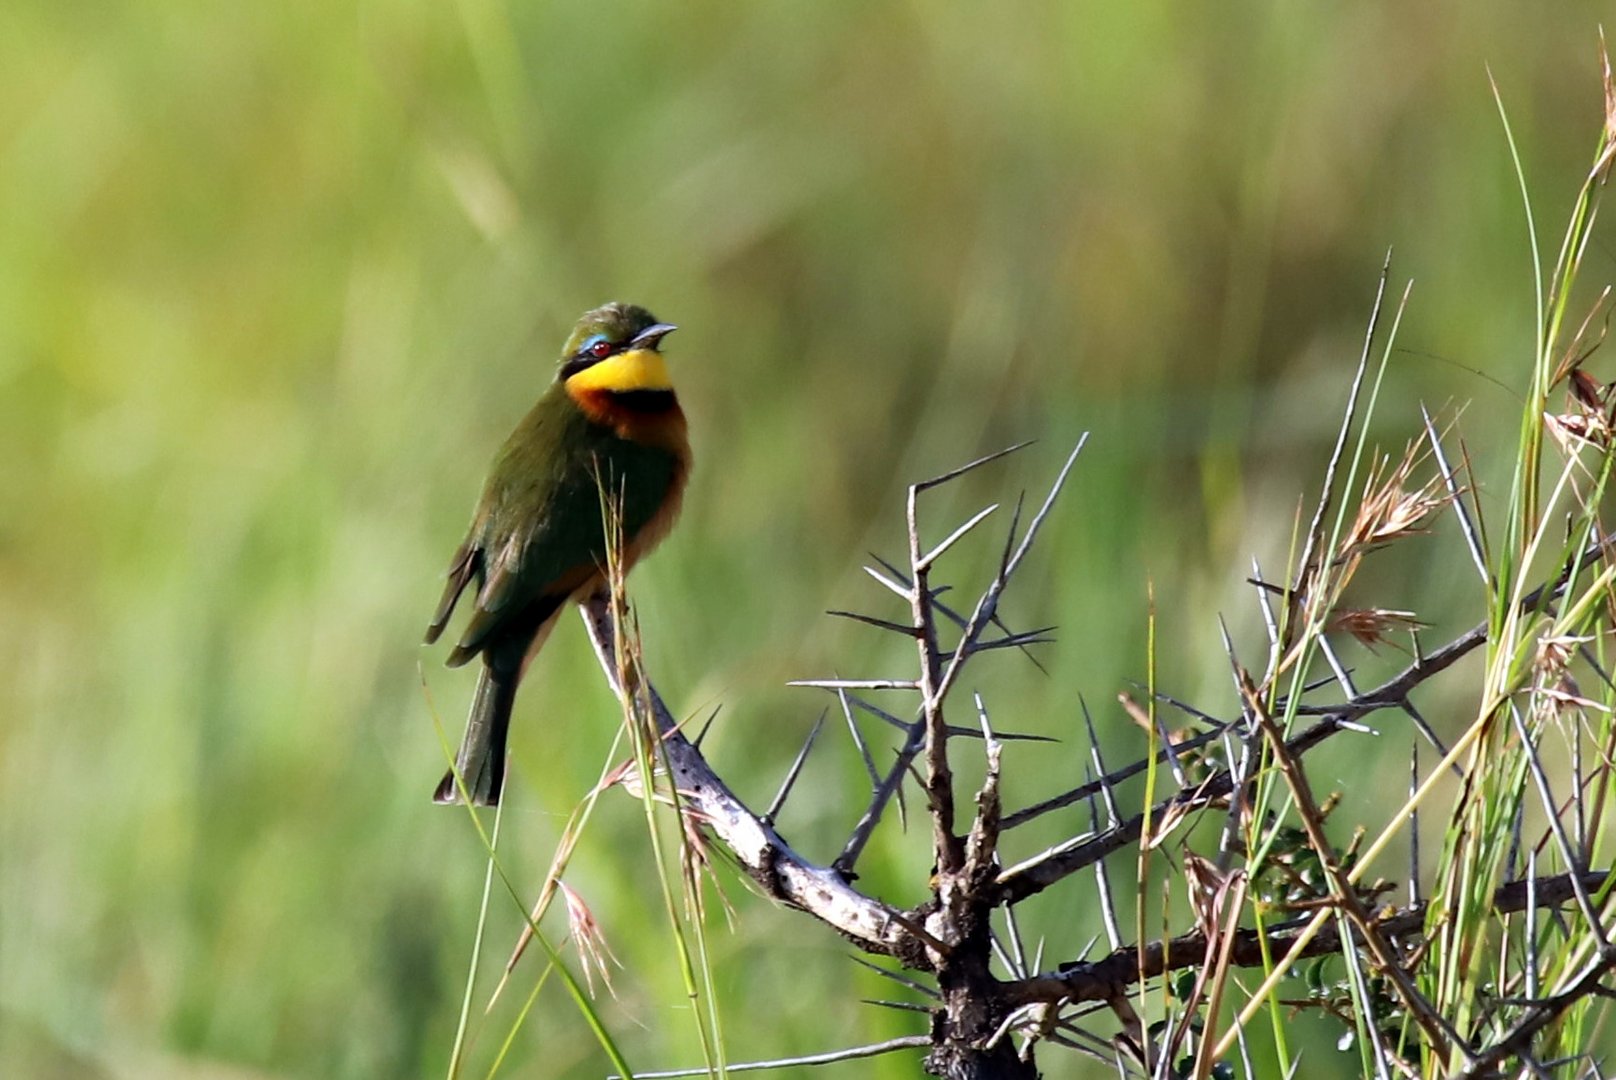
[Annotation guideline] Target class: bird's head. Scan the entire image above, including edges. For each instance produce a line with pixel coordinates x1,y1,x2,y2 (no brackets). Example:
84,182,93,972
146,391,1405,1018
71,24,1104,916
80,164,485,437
559,302,677,392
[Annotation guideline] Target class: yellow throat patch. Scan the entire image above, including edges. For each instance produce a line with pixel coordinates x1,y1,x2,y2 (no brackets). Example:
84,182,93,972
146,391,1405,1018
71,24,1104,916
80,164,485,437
565,348,673,394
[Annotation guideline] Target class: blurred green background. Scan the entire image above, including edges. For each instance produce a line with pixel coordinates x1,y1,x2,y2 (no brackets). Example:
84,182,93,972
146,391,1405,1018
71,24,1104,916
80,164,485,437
4,1,1614,1077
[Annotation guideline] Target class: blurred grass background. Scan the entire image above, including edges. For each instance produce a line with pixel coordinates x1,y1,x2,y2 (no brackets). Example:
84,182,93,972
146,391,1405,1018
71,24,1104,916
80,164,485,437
3,1,1614,1076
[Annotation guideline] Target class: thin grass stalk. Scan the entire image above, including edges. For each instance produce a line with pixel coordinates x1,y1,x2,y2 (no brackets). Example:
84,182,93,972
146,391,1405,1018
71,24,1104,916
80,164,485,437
427,674,630,1078
599,485,726,1078
447,800,505,1080
1133,583,1162,1060
1210,626,1586,1061
483,962,556,1080
439,753,633,1078
1419,89,1613,1073
486,722,634,1009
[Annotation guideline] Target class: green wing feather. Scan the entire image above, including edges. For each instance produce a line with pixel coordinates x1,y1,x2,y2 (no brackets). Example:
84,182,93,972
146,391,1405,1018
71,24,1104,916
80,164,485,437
428,384,681,667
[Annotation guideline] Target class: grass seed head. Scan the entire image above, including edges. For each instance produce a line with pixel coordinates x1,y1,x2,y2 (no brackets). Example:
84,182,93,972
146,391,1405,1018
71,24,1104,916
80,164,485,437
1327,607,1426,653
560,881,620,998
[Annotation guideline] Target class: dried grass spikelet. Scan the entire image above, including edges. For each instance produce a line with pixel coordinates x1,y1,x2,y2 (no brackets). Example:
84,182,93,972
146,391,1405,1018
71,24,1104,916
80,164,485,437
1596,31,1616,181
1545,403,1612,456
601,754,668,802
1326,607,1427,653
1550,360,1613,449
1294,441,1452,670
1530,632,1608,721
1183,851,1241,936
1340,441,1452,559
678,806,737,926
1546,276,1614,454
560,880,621,997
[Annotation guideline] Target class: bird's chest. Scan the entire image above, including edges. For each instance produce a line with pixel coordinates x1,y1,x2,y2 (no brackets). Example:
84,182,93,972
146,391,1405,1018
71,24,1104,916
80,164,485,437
490,423,678,534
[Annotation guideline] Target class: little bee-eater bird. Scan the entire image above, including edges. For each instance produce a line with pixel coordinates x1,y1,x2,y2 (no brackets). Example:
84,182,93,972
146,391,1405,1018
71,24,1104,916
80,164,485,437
425,302,690,805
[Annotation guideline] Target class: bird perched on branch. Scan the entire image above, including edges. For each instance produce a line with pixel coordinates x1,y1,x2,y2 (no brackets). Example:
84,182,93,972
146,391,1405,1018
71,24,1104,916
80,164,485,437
425,302,690,805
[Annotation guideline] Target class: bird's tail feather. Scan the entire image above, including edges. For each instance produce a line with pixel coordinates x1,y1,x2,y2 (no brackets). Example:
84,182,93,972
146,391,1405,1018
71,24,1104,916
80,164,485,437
434,663,518,806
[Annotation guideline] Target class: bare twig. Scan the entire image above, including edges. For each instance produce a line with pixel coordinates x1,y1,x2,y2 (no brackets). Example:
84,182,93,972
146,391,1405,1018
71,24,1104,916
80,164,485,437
1454,948,1616,1080
835,722,925,877
1292,251,1392,618
605,1035,934,1078
1000,869,1614,1009
764,710,825,824
963,694,1004,880
996,716,1354,904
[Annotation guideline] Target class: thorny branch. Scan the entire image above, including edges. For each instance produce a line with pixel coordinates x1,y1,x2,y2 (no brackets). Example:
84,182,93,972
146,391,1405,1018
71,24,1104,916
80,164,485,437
997,870,1616,1009
577,593,922,964
569,429,1616,1078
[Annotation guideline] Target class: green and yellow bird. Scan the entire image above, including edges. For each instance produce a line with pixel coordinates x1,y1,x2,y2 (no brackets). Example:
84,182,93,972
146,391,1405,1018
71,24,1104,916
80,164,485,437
425,302,690,806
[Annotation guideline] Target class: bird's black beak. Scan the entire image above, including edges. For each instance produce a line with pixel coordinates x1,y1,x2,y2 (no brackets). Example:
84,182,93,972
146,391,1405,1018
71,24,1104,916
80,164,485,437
630,323,677,351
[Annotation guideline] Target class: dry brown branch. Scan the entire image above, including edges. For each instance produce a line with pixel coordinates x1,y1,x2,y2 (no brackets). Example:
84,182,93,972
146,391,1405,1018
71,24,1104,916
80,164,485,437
1242,667,1469,1061
1453,947,1616,1080
999,870,1613,1010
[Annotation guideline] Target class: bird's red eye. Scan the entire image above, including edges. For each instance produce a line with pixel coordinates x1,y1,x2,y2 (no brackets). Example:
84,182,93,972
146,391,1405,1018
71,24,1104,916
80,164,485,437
589,340,613,359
